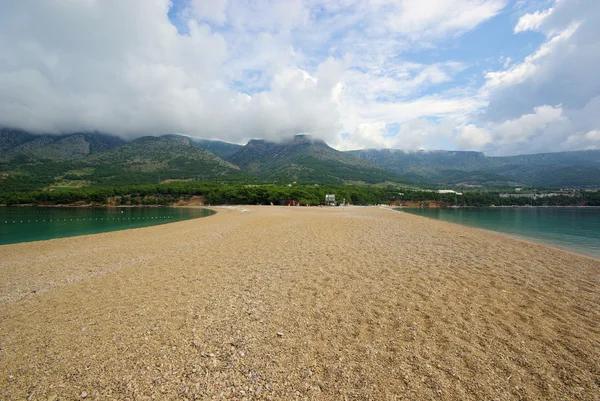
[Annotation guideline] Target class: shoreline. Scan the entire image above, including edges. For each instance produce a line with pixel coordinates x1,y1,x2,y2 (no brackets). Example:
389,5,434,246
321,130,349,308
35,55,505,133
397,205,600,208
399,206,600,260
3,203,599,258
3,202,600,208
393,206,600,261
1,206,599,399
485,229,600,261
0,206,215,246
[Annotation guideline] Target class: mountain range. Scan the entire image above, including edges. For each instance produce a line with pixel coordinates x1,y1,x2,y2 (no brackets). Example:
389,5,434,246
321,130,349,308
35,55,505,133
349,148,600,188
1,128,599,190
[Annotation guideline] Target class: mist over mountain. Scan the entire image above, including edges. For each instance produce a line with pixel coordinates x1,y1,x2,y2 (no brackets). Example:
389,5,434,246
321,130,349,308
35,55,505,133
227,134,404,184
0,130,126,161
1,129,599,189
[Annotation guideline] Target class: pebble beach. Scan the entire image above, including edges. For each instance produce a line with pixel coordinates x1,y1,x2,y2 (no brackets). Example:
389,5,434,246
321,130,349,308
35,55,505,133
1,206,599,400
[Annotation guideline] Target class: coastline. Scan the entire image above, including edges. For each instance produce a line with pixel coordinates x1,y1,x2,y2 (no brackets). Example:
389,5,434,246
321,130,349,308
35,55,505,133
399,206,600,260
486,229,600,261
1,206,599,400
0,206,215,246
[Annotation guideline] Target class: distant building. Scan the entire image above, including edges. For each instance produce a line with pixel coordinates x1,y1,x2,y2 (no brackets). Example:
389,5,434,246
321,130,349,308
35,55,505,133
325,194,336,206
536,192,575,198
438,190,463,195
499,193,535,198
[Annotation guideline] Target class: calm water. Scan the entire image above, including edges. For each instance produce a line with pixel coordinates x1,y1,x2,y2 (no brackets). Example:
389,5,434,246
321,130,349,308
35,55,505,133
0,207,215,245
401,207,600,259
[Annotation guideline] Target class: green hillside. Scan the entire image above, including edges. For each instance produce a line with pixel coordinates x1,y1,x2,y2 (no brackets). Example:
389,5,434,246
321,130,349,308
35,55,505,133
350,148,600,188
79,135,243,185
228,135,406,184
0,129,38,153
0,131,245,190
1,131,126,161
1,128,599,191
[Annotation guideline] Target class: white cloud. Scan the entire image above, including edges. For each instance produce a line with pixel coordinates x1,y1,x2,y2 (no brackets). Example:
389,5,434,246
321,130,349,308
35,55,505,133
0,0,341,144
454,105,566,153
394,118,456,150
0,0,506,150
563,129,600,150
380,0,507,40
492,105,564,145
5,0,599,155
514,4,555,33
477,0,600,153
344,102,578,154
342,62,466,107
339,118,457,151
456,124,493,150
189,0,229,25
584,129,600,141
484,22,579,92
342,122,388,150
227,0,309,32
343,95,484,130
455,104,597,155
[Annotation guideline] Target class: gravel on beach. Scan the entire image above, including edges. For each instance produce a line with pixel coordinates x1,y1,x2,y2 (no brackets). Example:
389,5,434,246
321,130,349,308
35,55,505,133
1,206,599,400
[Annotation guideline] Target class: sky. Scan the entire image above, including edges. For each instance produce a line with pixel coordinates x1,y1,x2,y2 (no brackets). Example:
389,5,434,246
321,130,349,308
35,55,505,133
1,0,599,155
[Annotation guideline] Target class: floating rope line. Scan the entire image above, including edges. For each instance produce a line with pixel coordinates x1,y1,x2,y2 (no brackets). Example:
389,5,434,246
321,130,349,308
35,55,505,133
1,215,175,224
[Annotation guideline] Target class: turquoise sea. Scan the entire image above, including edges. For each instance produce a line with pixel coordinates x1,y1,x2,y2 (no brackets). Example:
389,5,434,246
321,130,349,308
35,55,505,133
0,207,215,245
401,207,600,259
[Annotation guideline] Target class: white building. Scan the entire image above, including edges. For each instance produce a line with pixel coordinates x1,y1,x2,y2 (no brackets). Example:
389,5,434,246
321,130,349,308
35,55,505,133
438,190,463,195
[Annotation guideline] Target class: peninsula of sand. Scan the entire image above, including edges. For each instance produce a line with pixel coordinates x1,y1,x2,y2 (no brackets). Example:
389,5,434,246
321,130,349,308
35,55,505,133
1,206,599,400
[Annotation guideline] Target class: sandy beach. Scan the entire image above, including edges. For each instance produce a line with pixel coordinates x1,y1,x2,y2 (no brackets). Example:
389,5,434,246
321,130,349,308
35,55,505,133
1,206,599,400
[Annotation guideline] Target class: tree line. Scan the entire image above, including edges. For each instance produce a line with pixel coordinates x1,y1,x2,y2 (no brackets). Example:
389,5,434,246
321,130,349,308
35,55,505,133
1,182,599,207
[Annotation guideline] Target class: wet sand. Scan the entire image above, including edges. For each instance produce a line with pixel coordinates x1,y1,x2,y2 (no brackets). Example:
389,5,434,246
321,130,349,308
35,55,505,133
1,206,599,400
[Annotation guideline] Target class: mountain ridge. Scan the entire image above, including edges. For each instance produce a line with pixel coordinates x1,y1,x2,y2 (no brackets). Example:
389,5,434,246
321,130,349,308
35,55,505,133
1,128,599,189
349,148,600,188
0,131,245,188
228,134,404,184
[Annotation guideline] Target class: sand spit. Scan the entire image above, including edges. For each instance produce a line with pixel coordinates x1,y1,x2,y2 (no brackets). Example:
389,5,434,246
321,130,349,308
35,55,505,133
1,206,599,400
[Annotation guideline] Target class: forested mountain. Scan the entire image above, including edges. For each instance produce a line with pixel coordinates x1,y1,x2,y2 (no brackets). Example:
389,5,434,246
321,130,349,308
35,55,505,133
0,130,126,161
349,149,600,188
1,128,599,191
0,130,244,190
227,134,404,184
0,129,38,153
80,135,243,185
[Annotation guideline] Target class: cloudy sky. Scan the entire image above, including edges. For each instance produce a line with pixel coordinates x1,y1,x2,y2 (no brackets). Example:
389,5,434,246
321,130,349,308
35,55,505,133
1,0,599,155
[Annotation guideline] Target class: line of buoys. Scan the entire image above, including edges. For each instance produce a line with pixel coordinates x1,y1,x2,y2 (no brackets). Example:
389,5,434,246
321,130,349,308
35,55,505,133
1,216,174,224
1,210,166,214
